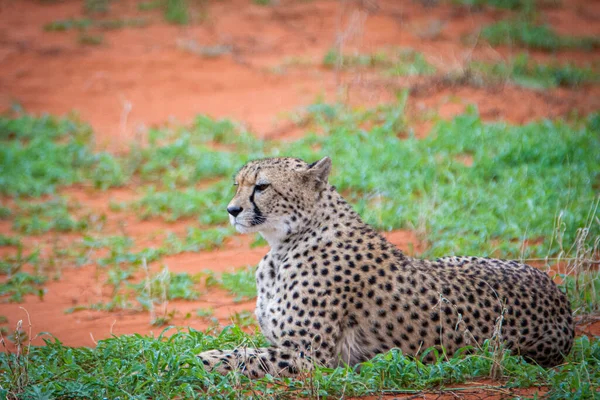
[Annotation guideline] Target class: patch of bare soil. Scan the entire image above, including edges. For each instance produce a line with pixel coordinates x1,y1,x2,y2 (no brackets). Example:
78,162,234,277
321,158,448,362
1,0,598,148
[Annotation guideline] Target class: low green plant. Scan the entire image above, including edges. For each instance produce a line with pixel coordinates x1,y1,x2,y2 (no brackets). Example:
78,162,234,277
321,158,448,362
45,18,147,33
230,310,257,327
0,272,46,302
282,104,600,259
44,19,93,31
95,18,148,30
0,114,124,196
0,249,39,276
138,0,164,10
0,328,597,399
0,234,21,247
0,206,10,219
196,307,214,318
163,226,234,254
481,19,600,51
323,48,388,69
322,48,435,76
205,267,257,302
250,234,268,248
165,0,189,24
133,180,233,224
386,49,436,76
552,200,600,315
472,54,598,89
84,0,110,14
452,0,535,11
132,270,203,307
12,197,96,235
64,297,132,314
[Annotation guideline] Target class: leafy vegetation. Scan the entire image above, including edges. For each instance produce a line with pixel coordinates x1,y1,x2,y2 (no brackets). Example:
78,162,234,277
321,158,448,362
0,114,125,196
133,270,203,306
165,0,189,24
0,234,21,247
283,103,600,259
84,0,110,14
163,226,234,253
0,326,597,399
0,102,598,396
44,18,147,32
0,249,39,277
481,19,600,51
133,181,233,224
0,272,46,303
11,197,98,235
452,0,535,11
472,54,599,89
323,48,436,76
138,0,164,11
205,267,257,302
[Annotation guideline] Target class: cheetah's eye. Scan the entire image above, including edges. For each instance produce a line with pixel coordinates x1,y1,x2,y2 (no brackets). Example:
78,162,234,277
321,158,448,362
255,183,270,192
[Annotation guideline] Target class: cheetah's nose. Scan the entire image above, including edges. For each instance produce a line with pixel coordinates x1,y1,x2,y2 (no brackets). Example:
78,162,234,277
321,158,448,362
227,206,243,217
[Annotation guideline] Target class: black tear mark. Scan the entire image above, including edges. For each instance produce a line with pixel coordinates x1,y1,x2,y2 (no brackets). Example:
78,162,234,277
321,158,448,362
249,186,265,226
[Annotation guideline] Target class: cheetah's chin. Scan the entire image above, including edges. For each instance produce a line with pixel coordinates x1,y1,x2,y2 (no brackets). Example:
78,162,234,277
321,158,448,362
233,222,258,234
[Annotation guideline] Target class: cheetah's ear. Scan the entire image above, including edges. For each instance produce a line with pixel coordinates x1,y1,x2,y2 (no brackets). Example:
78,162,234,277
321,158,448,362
307,157,331,189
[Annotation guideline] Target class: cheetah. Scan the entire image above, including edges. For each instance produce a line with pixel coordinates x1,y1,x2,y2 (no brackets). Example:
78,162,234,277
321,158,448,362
198,157,574,378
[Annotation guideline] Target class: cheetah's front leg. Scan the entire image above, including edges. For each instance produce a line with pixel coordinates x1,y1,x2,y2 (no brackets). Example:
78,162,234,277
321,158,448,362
198,347,315,378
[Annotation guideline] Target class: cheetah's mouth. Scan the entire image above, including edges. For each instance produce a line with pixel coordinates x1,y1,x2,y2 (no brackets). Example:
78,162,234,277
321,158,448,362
230,217,258,233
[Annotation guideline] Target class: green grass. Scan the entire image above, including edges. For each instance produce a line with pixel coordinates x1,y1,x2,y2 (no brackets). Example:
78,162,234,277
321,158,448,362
0,249,39,276
3,107,598,259
165,0,189,24
0,114,125,196
132,270,203,304
163,226,234,254
205,267,257,302
66,269,204,315
138,0,164,10
196,307,214,318
0,328,597,399
44,19,93,32
0,234,21,247
84,0,110,14
386,49,436,76
481,19,600,51
0,272,46,303
472,54,599,89
284,103,600,258
323,48,436,76
323,48,389,69
452,0,535,11
137,0,205,25
77,33,104,46
0,105,599,397
11,197,98,235
133,180,235,224
44,18,147,33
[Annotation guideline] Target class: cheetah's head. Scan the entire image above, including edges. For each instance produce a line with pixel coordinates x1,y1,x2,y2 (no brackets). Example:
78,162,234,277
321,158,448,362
227,156,332,246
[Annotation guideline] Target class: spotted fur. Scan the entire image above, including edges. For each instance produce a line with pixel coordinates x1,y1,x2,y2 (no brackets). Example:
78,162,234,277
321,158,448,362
198,157,574,377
